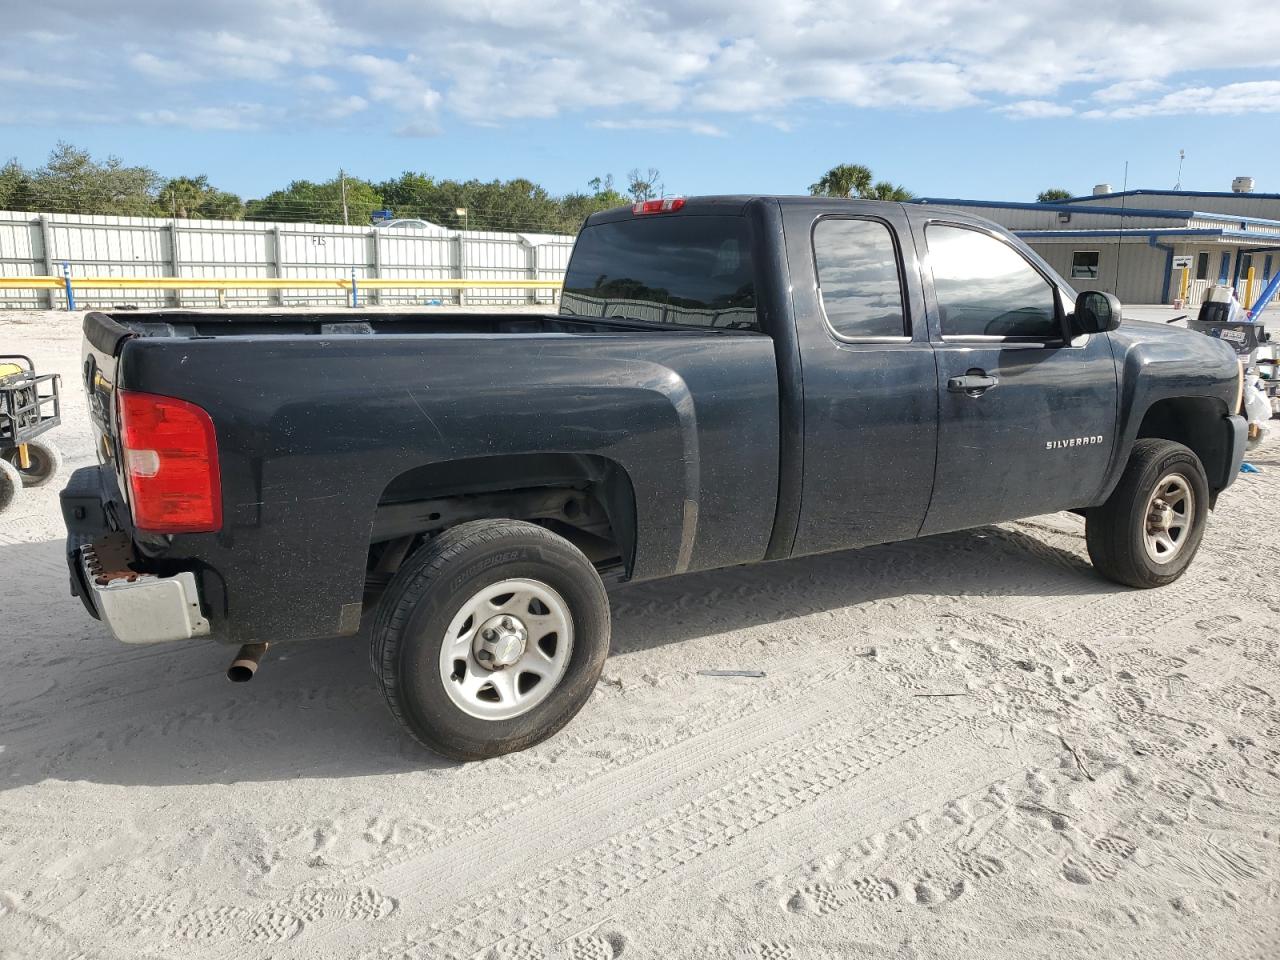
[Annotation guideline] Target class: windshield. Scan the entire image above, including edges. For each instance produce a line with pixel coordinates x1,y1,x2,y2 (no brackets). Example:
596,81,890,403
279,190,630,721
560,215,758,331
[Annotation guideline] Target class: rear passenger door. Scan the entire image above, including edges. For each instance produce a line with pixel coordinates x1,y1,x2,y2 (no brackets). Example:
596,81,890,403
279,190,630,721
785,203,939,556
914,220,1118,535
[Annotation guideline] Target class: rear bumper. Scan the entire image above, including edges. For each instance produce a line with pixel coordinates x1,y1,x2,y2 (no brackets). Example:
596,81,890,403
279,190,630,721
62,464,210,644
77,541,210,644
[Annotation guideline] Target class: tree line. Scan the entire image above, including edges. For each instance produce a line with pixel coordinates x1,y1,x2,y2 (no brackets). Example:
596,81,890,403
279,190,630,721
2,142,1075,231
0,143,656,233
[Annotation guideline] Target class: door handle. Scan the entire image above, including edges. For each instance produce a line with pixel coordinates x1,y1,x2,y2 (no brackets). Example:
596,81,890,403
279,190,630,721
947,373,998,395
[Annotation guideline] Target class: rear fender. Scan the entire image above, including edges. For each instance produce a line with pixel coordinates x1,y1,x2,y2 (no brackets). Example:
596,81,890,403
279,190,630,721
373,452,638,572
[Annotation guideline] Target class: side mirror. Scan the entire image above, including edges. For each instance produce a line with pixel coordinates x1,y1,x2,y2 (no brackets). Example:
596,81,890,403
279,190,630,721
1074,290,1123,333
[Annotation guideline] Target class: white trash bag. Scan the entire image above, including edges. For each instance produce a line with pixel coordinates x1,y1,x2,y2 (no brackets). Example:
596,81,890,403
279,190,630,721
1244,371,1271,449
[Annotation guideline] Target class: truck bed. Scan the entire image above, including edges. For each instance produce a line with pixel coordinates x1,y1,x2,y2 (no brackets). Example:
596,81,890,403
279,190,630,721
78,308,781,644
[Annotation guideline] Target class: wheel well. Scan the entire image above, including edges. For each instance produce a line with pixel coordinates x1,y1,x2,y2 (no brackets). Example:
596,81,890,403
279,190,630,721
1135,396,1230,493
367,453,637,578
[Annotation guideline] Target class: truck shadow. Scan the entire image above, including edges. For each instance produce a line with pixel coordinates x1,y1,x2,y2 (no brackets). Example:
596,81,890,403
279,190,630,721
0,520,1107,788
607,520,1103,656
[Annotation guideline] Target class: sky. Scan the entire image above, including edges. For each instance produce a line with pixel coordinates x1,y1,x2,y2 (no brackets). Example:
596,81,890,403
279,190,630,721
2,0,1279,202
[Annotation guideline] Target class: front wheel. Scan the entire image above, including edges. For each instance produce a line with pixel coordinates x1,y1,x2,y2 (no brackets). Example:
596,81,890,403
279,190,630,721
1085,439,1209,588
370,519,611,761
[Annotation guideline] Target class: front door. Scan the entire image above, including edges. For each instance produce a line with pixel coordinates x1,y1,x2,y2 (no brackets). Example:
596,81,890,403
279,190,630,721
917,222,1118,536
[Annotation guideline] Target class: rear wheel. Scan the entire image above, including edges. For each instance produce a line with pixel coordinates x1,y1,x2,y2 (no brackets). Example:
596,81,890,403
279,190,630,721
0,458,20,514
3,439,63,488
371,519,611,760
1085,439,1209,588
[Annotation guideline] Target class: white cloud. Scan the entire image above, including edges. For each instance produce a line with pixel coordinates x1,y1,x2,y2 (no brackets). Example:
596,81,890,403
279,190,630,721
592,118,726,137
130,52,194,84
395,119,444,138
323,94,368,119
300,74,338,92
345,54,442,134
752,114,794,132
349,55,441,112
136,105,275,131
1090,80,1280,118
4,0,1280,133
998,99,1075,119
199,32,298,81
0,65,92,90
1092,78,1166,103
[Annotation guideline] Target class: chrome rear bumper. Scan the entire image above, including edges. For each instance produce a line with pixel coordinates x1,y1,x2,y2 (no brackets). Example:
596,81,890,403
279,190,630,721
79,542,210,644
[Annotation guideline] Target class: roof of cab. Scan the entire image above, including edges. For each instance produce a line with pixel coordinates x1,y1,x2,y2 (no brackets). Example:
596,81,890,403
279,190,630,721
584,195,917,226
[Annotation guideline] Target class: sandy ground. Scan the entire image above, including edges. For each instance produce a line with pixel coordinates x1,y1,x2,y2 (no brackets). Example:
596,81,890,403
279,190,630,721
0,308,1277,960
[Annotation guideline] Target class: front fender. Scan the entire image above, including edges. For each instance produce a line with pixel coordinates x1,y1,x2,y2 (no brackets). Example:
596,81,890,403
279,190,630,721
1097,321,1239,503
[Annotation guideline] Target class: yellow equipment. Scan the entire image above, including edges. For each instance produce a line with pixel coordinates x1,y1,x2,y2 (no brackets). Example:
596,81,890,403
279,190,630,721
0,355,63,513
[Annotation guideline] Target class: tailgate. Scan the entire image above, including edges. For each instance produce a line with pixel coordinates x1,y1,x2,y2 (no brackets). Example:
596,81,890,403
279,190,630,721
80,312,134,506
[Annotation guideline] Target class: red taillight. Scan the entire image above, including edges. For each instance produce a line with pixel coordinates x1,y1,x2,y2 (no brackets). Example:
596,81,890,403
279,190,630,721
118,390,222,533
631,197,686,215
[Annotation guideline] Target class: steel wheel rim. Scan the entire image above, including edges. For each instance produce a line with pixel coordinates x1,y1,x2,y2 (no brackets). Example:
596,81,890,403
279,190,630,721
438,577,574,721
1143,473,1194,565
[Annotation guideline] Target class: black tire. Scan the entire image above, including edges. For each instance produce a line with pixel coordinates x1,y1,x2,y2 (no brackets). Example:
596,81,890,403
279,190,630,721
0,458,20,514
371,519,610,761
1086,439,1210,588
3,439,63,488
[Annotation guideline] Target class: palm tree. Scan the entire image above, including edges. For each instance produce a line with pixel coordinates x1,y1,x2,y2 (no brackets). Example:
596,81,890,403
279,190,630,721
809,165,912,200
868,180,914,201
809,164,873,199
157,175,245,219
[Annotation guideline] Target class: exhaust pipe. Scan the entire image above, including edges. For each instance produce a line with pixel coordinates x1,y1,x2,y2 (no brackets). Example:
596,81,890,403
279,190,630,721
227,642,269,682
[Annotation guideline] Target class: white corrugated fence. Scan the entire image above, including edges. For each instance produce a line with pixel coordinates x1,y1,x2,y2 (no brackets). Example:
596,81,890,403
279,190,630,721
0,210,576,309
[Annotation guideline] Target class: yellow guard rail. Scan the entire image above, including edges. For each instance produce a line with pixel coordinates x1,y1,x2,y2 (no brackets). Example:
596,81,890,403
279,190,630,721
0,275,563,309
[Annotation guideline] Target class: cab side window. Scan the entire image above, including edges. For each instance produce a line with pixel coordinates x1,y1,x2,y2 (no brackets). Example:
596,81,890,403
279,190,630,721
927,225,1060,339
813,218,907,339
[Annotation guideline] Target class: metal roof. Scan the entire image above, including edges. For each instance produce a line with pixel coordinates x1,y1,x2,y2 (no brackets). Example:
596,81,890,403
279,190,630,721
1062,188,1280,203
913,197,1280,234
914,196,1195,219
1014,228,1280,244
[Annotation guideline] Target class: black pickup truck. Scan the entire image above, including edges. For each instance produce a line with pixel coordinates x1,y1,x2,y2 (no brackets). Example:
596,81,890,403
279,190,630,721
62,196,1247,759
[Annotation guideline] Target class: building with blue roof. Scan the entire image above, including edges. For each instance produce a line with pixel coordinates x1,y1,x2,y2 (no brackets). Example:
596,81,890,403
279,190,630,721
913,183,1280,308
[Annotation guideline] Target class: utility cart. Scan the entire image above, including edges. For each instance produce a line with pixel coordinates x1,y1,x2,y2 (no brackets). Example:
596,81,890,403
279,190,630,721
1191,300,1276,447
0,355,63,513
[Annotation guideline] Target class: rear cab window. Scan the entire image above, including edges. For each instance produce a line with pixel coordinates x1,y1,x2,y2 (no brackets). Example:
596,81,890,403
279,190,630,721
561,215,759,331
812,217,908,340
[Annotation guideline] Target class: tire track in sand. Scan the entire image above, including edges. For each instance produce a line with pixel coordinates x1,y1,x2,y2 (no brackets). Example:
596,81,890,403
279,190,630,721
197,659,896,958
355,698,967,959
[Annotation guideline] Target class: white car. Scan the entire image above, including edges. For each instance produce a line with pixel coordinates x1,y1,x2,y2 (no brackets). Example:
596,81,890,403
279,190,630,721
373,218,450,234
